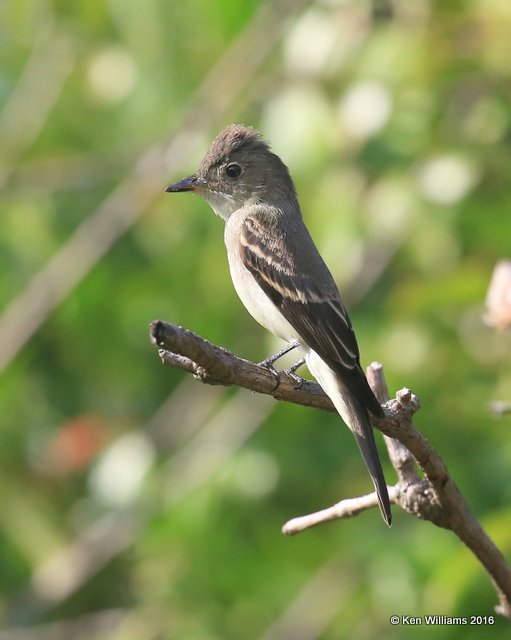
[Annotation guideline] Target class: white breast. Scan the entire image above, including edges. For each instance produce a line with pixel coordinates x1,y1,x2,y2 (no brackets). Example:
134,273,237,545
224,214,299,343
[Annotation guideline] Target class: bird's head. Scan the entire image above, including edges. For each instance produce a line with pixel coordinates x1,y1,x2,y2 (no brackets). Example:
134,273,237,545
165,124,297,219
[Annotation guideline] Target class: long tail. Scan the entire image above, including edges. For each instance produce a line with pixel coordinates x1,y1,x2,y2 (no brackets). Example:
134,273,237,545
306,352,392,526
339,382,392,526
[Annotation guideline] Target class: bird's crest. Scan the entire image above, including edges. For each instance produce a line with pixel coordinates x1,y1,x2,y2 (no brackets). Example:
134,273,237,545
199,124,269,174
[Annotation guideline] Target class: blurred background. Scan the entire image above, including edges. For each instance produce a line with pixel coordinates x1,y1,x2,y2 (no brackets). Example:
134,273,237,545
2,0,511,638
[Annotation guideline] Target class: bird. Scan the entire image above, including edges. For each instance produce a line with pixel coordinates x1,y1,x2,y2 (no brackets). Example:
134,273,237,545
165,124,391,526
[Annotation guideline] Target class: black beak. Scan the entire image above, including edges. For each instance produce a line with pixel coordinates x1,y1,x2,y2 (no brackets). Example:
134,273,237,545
164,175,206,193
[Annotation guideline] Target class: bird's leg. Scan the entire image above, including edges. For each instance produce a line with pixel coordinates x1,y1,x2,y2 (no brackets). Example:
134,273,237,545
284,357,306,375
283,357,306,388
258,339,300,371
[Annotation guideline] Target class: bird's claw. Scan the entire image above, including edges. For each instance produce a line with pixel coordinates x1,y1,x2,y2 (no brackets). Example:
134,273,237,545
283,357,306,389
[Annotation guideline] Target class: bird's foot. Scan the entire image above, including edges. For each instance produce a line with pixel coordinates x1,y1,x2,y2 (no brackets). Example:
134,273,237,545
283,357,306,389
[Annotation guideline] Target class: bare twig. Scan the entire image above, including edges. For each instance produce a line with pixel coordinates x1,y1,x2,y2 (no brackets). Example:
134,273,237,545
282,486,400,534
150,319,511,618
152,321,334,412
367,362,419,485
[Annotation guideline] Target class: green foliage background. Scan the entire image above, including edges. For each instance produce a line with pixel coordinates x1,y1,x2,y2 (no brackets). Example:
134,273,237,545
1,0,511,638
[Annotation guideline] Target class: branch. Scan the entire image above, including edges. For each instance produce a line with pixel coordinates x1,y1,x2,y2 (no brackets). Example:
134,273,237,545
150,320,511,618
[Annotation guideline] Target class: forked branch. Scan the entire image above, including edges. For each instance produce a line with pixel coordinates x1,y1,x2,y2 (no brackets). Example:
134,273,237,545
150,319,511,618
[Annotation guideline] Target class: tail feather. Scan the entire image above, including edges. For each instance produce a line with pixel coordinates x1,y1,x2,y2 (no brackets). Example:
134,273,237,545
343,387,392,526
306,352,392,526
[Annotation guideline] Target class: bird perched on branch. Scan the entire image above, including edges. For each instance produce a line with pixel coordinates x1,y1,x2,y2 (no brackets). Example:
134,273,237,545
165,124,391,526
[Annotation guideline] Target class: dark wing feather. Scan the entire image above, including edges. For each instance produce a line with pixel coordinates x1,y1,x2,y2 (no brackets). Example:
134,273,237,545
240,214,383,418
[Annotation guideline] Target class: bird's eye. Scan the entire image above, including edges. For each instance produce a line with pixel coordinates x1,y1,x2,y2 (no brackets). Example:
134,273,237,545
225,163,243,178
